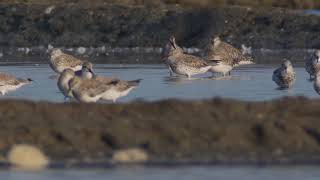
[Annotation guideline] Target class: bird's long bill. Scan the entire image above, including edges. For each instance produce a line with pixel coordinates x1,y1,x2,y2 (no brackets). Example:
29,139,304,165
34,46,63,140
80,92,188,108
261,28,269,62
88,68,96,78
169,40,176,49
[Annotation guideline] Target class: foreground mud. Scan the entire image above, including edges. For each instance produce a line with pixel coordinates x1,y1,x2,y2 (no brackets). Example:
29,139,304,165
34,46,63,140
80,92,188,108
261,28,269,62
0,97,320,164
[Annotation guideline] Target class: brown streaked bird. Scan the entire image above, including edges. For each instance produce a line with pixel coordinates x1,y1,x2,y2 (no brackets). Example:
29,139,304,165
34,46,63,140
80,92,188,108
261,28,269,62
203,36,254,68
305,50,320,80
49,49,83,74
272,60,296,89
163,36,212,78
0,73,32,95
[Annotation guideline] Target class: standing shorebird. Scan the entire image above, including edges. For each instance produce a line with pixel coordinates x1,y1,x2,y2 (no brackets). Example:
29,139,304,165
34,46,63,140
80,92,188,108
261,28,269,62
75,61,95,79
163,36,212,78
314,71,320,95
49,49,83,74
67,76,115,103
203,36,254,76
305,50,320,80
57,69,76,99
272,60,296,89
0,73,32,95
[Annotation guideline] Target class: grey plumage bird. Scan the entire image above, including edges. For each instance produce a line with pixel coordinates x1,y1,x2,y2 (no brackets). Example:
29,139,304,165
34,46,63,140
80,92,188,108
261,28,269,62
272,60,296,89
57,69,76,99
68,76,115,103
314,71,320,95
61,66,141,102
305,50,320,80
95,76,141,102
75,61,95,79
163,36,212,78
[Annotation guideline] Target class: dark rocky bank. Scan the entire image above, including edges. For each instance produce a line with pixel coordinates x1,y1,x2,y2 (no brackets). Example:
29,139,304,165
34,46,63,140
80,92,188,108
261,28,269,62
0,3,319,63
0,3,319,49
0,97,320,164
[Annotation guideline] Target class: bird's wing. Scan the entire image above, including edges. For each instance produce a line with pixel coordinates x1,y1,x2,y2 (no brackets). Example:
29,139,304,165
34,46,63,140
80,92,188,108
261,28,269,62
78,79,112,97
113,79,141,92
180,54,209,68
0,73,20,86
57,54,83,67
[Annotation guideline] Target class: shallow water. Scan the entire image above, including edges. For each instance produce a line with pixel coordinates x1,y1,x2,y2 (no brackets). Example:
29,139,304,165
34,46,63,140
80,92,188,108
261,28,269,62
2,166,320,180
0,63,318,102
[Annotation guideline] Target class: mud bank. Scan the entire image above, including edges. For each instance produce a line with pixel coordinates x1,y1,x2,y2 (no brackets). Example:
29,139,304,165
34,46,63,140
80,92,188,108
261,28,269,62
0,97,320,164
0,4,319,50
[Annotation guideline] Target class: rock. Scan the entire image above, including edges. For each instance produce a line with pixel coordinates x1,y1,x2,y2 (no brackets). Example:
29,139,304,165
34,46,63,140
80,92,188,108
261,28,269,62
112,148,148,163
7,144,49,170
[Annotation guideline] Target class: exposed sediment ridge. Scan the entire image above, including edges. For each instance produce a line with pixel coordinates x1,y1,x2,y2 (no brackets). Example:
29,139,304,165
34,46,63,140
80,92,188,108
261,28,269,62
0,97,320,164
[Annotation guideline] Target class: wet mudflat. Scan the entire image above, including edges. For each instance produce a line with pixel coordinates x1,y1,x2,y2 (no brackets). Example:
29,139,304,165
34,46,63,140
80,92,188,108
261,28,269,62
0,63,318,102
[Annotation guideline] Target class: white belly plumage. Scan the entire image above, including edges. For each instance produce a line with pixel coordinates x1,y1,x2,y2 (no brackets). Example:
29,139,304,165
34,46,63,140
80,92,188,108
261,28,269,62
210,64,233,75
173,64,210,77
0,84,25,95
101,87,135,102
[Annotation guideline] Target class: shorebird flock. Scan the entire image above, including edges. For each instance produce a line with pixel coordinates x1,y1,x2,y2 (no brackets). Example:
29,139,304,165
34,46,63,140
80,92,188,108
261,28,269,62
0,35,319,102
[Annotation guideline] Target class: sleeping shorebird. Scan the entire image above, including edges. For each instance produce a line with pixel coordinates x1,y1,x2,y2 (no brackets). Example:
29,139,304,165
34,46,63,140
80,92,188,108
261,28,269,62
203,36,254,76
163,36,212,78
272,60,296,89
75,61,95,79
95,76,141,102
59,68,141,102
305,50,320,80
49,49,83,74
314,71,320,95
67,76,115,103
75,64,141,102
0,73,32,95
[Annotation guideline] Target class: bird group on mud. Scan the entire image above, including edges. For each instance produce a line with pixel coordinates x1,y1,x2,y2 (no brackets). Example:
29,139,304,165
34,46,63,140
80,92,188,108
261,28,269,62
0,35,319,102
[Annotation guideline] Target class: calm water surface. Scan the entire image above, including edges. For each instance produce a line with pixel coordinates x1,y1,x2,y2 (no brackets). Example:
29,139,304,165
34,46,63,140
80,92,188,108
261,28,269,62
2,166,320,180
0,63,317,102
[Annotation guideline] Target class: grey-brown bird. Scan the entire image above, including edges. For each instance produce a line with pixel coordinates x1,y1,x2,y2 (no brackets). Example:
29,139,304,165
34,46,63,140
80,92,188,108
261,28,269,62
305,50,320,80
163,36,211,78
272,60,296,89
203,36,254,67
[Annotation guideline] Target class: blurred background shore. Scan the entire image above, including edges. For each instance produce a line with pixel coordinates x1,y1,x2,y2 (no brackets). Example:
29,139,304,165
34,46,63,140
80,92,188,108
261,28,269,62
0,0,318,63
2,0,320,9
